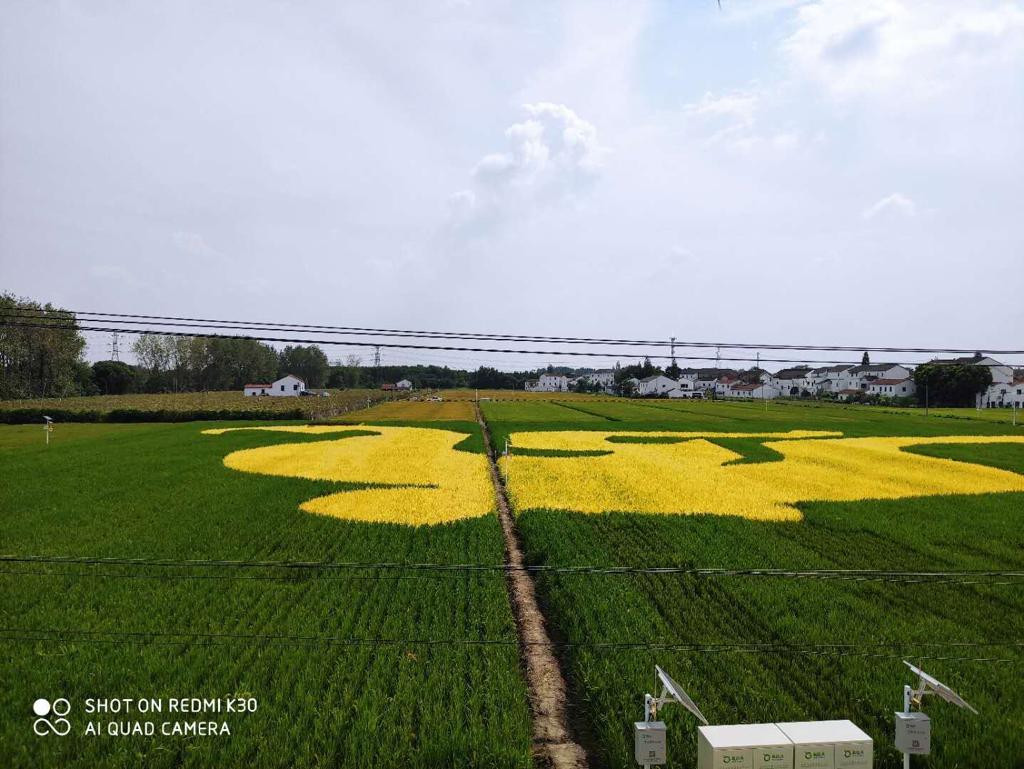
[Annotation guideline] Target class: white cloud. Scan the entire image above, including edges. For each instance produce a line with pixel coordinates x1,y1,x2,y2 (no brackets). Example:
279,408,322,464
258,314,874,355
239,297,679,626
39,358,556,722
684,87,801,154
862,192,917,220
448,102,607,234
687,90,759,126
784,0,1024,99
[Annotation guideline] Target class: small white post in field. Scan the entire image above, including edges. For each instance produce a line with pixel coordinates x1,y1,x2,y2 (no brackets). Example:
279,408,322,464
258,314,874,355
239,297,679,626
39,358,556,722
43,416,53,445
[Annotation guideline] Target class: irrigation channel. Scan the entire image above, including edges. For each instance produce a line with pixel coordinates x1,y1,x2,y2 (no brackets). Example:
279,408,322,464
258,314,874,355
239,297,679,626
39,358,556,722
474,403,589,769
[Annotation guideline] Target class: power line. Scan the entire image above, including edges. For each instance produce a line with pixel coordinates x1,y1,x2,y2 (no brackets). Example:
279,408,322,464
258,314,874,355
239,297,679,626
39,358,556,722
2,555,1022,582
0,627,1019,661
5,306,1022,356
2,568,1019,587
2,319,996,368
2,311,675,349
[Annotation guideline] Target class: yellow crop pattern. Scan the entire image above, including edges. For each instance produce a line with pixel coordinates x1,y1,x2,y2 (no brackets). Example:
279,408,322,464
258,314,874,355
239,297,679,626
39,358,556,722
203,425,493,526
501,431,1024,521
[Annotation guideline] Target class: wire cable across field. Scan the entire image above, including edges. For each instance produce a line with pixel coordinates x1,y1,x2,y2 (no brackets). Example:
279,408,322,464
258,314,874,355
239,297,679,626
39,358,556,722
0,626,1020,664
4,306,1023,356
2,554,1023,584
0,319,957,367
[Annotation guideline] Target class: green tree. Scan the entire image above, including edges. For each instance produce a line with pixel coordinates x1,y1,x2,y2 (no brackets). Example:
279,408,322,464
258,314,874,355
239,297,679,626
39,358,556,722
278,345,329,388
737,367,765,384
201,338,279,390
0,293,86,398
617,378,637,397
132,334,172,373
328,354,362,388
169,336,211,392
73,360,99,396
913,362,993,407
131,334,174,392
92,360,137,395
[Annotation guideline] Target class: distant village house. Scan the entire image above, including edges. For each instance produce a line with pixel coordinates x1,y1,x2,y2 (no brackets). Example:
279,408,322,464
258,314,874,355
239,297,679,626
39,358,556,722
244,374,306,397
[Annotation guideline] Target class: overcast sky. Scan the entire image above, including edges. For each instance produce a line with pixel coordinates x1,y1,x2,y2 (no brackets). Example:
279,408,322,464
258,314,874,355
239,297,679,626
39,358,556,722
1,0,1022,370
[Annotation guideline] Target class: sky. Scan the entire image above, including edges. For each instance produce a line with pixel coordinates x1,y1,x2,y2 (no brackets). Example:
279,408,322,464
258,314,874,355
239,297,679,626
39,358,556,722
1,0,1022,371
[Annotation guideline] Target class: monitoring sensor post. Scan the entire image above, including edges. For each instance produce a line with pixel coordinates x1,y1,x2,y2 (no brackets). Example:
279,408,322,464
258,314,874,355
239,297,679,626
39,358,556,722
635,665,708,767
897,661,977,769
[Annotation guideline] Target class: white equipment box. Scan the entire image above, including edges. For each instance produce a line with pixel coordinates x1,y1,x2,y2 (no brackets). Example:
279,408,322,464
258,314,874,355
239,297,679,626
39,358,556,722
634,721,667,765
894,712,931,755
697,723,793,769
776,720,873,769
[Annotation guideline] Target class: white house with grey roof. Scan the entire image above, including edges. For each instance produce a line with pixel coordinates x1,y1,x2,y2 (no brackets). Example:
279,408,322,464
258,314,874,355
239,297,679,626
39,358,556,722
979,378,1024,408
770,367,813,396
666,379,701,398
636,374,679,396
693,368,737,392
867,378,916,398
847,363,911,390
805,365,853,393
725,382,780,399
525,373,570,392
580,370,616,392
245,374,306,397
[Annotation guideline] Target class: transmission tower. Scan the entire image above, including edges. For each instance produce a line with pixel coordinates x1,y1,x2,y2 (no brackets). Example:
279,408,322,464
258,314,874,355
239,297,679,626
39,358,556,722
109,332,120,361
373,345,381,384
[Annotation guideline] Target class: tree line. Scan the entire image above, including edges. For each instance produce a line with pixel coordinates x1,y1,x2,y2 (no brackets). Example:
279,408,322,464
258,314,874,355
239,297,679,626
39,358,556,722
0,295,557,397
0,294,1006,405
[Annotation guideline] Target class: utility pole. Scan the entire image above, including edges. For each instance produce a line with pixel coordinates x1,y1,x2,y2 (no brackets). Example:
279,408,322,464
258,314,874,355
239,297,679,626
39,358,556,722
670,336,676,361
758,351,766,411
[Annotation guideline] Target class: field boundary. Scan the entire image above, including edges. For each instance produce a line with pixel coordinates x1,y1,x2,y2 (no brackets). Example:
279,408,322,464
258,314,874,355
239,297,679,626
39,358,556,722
474,403,588,769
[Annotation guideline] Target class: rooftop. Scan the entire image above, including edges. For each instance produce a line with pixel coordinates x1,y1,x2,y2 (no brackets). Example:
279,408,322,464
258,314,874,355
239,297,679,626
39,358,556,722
774,367,812,379
848,363,902,374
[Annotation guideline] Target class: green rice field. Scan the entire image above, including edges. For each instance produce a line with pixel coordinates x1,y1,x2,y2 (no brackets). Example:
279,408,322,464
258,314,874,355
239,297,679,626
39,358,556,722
1,396,1021,767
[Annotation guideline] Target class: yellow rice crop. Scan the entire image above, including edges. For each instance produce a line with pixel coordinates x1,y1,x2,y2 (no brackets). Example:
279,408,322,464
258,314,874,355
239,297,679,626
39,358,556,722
501,431,1024,521
203,425,493,526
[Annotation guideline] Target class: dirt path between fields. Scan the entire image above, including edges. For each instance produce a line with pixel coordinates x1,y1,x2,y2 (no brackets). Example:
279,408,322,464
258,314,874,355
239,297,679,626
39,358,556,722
474,404,588,769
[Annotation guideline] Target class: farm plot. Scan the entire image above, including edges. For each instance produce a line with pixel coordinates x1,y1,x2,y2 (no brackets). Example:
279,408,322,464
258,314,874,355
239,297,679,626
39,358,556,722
0,423,532,769
0,389,393,423
481,400,612,423
483,397,1021,458
442,389,626,402
484,399,1024,768
336,399,476,421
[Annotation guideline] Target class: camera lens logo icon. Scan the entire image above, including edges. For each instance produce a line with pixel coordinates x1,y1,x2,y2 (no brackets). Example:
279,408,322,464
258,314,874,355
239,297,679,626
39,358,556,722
33,698,71,736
